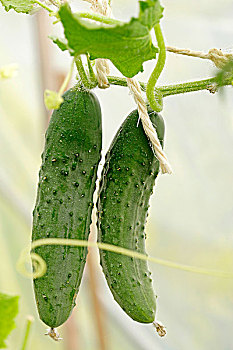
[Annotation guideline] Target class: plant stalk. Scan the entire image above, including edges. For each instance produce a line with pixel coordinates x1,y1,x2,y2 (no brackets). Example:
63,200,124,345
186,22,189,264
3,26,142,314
108,76,232,98
75,55,97,89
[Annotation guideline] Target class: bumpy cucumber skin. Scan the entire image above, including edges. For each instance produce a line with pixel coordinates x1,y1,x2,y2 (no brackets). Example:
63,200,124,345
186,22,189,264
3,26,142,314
32,86,102,328
97,108,164,323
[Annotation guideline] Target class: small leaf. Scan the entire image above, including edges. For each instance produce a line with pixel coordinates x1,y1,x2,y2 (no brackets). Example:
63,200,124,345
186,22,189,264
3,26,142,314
0,0,35,13
0,64,18,80
139,0,164,30
59,3,158,78
0,292,19,348
44,89,64,110
49,36,74,54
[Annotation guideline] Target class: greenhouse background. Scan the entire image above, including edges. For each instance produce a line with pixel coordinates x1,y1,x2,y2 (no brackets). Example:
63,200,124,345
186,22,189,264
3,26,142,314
0,0,233,349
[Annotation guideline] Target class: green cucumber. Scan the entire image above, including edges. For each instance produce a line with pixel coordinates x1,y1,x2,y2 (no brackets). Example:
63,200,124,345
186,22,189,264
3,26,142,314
97,108,164,323
32,86,102,328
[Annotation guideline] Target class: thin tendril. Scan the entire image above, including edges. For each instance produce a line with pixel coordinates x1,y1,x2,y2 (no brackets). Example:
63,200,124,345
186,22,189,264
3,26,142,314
58,58,75,95
17,239,233,280
20,316,34,350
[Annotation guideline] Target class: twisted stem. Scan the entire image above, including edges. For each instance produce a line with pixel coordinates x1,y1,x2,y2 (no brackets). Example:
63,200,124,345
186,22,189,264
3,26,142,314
146,23,166,112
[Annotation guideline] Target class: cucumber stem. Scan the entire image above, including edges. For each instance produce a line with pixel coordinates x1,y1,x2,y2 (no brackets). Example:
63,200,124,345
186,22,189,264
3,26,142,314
86,55,98,88
75,55,97,89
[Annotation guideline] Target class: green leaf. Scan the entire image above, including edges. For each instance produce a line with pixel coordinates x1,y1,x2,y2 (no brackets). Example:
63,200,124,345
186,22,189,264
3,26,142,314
59,3,158,78
139,0,164,30
0,0,35,13
0,293,19,348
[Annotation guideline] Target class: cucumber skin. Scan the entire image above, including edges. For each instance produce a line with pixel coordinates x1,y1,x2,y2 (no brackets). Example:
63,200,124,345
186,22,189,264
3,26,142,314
32,86,102,328
97,109,164,324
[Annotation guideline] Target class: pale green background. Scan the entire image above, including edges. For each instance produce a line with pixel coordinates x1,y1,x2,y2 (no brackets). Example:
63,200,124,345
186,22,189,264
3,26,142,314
0,0,233,349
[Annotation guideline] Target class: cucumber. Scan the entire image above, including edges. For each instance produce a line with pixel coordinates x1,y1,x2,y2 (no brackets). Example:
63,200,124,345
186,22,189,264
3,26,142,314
32,86,102,328
97,108,164,323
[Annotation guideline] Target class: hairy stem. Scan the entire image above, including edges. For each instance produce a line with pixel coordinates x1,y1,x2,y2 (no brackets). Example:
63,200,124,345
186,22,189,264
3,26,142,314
146,23,166,112
86,55,98,88
108,76,146,90
159,78,216,96
75,55,93,89
108,75,232,97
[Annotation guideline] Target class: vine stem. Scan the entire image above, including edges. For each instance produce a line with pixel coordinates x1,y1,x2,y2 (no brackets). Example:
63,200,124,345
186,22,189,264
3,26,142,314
87,55,98,86
108,75,233,97
146,23,166,112
20,316,34,350
160,78,218,96
75,56,90,87
75,55,97,89
108,76,146,90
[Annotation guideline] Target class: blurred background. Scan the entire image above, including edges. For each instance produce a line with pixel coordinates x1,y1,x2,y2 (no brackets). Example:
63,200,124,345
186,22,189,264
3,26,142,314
0,0,233,349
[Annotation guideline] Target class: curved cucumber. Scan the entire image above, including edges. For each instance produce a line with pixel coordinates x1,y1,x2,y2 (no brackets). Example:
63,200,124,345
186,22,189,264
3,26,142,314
32,86,102,328
97,108,164,323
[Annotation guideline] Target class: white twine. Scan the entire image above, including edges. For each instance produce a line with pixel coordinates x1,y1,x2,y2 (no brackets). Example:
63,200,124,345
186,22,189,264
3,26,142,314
126,78,172,174
95,58,110,88
166,46,233,69
84,0,111,88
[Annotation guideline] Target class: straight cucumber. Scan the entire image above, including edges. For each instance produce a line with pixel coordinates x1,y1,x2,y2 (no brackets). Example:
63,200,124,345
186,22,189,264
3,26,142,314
97,108,164,323
32,86,102,328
